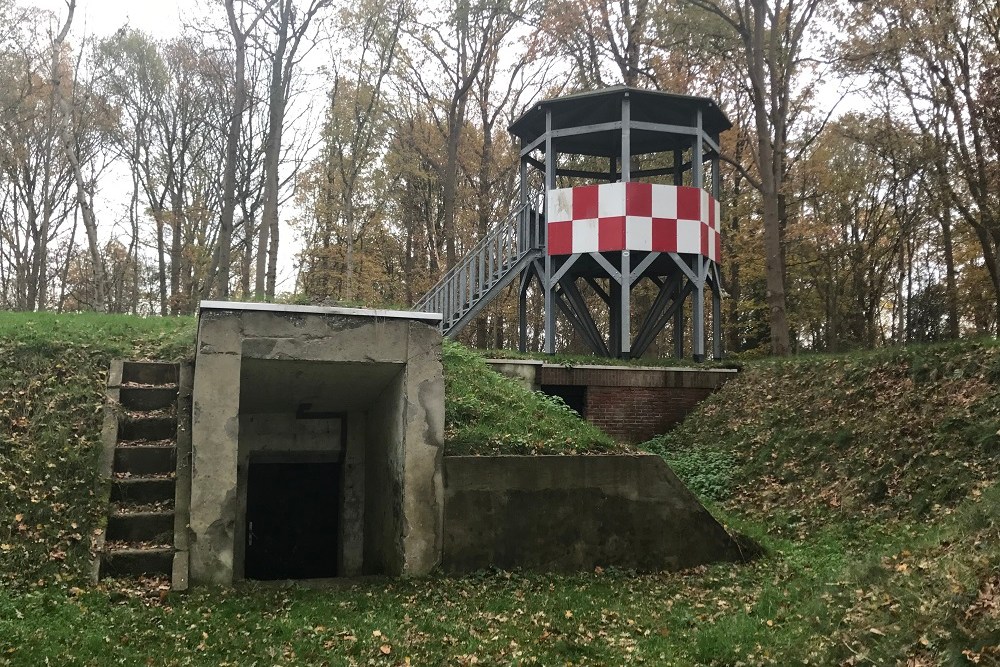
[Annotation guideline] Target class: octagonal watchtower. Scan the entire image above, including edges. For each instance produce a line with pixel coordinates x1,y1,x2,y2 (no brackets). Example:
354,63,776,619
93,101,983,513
510,87,729,360
416,86,730,360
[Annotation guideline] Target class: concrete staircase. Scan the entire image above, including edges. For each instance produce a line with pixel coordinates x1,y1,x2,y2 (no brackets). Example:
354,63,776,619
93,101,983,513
96,361,191,588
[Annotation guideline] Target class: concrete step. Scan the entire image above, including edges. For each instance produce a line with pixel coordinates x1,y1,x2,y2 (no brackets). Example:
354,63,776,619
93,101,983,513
122,361,178,386
114,445,176,476
120,386,177,411
119,416,177,442
111,477,176,504
106,511,175,543
100,547,173,579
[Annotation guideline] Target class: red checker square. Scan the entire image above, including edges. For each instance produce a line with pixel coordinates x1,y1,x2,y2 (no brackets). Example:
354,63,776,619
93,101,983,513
625,182,652,217
572,185,600,220
677,186,702,221
701,224,710,258
598,216,626,251
651,218,677,253
707,197,716,230
715,234,722,262
548,221,573,255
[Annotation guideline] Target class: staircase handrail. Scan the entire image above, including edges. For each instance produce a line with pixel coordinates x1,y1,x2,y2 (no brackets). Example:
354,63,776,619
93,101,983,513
414,192,544,313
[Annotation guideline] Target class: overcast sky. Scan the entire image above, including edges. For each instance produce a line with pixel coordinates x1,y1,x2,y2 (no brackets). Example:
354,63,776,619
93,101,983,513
25,0,196,39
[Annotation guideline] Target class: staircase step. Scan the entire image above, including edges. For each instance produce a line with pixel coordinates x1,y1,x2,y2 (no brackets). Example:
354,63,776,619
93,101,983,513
119,416,177,441
120,386,178,411
100,547,173,579
106,511,175,543
122,362,178,386
111,477,176,504
114,446,176,476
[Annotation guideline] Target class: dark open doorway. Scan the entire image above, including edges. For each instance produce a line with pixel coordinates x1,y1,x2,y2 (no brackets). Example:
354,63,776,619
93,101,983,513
244,460,340,580
540,384,587,417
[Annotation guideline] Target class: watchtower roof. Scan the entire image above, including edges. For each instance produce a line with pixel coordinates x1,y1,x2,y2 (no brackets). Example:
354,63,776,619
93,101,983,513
509,86,732,158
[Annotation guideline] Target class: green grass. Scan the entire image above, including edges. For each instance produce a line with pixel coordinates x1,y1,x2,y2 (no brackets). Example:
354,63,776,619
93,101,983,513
0,312,196,591
484,346,738,370
2,313,999,665
443,340,622,455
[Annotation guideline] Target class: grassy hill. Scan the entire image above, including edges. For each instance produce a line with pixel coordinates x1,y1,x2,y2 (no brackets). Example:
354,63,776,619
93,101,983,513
640,340,1000,663
1,312,998,665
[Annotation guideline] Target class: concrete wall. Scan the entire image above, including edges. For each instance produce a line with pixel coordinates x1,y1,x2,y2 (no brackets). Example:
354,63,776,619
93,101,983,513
442,454,743,573
365,371,405,575
190,304,444,585
486,361,737,443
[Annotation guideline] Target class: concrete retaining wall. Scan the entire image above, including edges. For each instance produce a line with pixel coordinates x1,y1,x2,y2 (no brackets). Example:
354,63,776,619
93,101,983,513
442,454,743,573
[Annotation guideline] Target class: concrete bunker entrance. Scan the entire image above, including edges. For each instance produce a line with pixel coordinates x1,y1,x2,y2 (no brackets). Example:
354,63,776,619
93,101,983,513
235,356,404,581
190,304,444,586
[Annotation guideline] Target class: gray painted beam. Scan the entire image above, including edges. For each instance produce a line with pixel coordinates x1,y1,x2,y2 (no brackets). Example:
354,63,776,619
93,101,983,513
553,288,607,356
621,95,631,182
562,278,611,357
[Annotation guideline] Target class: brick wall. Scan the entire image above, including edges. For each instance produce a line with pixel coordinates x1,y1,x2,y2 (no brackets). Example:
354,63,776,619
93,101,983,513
485,360,737,445
585,386,714,444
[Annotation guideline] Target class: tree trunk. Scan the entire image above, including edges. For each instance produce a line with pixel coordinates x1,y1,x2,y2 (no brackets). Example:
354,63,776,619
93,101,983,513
215,0,255,300
938,209,960,339
52,1,107,312
257,1,290,300
441,96,467,270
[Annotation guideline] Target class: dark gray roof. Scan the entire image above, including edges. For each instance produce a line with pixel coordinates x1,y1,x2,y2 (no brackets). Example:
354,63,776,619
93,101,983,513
509,86,731,157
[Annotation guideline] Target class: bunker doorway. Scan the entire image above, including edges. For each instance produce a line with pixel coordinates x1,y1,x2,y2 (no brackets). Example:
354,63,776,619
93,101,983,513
244,460,340,580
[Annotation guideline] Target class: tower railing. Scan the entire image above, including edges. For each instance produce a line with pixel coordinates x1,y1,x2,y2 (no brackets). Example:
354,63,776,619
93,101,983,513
414,191,544,336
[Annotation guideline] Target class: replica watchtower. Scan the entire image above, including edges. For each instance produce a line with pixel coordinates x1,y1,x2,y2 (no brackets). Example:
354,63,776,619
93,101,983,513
415,86,730,360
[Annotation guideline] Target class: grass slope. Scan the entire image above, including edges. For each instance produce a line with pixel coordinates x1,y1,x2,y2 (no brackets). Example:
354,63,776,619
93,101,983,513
0,313,196,591
642,340,1000,663
443,341,619,455
2,314,998,665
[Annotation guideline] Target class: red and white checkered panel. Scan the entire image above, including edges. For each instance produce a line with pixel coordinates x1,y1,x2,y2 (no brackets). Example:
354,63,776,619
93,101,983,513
547,183,721,262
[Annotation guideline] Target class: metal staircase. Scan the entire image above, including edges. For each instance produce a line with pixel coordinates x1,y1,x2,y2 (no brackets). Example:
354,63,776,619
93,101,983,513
415,199,544,337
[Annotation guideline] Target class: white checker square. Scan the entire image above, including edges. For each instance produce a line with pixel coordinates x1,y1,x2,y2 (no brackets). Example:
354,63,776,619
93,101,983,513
547,189,573,223
651,184,677,218
625,216,652,251
598,182,625,217
676,219,701,255
700,190,710,226
571,218,599,253
707,228,717,262
714,199,721,230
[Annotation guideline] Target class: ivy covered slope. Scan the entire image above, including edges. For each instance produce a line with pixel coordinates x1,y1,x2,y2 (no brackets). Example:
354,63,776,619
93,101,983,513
642,339,1000,662
0,312,196,591
644,340,1000,526
442,340,621,455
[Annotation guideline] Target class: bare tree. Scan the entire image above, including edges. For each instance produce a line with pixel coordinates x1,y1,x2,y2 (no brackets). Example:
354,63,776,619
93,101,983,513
405,0,513,269
50,0,107,311
209,0,274,299
255,0,333,300
684,0,828,355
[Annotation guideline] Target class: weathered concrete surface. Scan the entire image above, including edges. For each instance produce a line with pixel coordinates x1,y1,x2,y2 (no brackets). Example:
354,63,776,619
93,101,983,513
399,321,445,575
442,455,744,573
339,412,366,576
485,359,543,391
190,302,444,585
189,352,241,585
